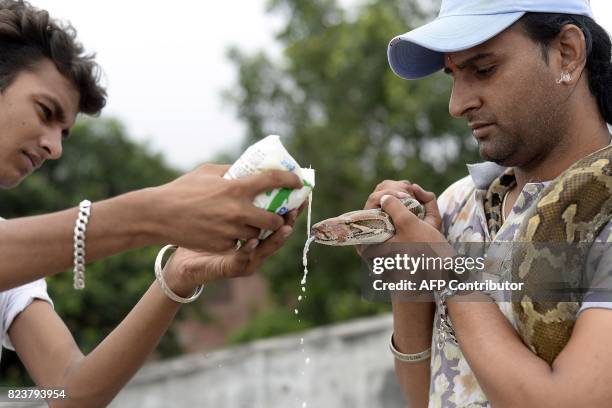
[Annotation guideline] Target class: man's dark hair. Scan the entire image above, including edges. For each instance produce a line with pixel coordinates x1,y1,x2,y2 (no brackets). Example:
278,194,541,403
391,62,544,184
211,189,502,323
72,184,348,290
0,0,106,115
521,13,612,125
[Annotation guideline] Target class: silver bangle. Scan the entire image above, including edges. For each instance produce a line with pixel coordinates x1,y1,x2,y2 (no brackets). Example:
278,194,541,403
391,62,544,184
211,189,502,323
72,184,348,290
154,245,204,304
389,333,431,363
73,200,92,290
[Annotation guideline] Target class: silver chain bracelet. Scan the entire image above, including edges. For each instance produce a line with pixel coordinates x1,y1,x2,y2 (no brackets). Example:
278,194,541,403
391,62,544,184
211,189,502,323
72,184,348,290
436,287,459,349
436,273,501,350
73,200,92,290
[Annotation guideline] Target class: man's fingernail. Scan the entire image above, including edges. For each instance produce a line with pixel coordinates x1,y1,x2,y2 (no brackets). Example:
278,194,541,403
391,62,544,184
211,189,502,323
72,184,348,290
396,192,411,199
381,195,392,205
247,240,259,250
282,227,293,238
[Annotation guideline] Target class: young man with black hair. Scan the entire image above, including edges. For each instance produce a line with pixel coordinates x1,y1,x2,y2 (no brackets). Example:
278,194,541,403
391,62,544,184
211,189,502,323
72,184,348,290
0,1,303,405
366,1,612,406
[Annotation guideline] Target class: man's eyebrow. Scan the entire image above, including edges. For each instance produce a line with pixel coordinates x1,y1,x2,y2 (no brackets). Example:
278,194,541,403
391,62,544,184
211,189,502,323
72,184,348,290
39,94,72,138
443,52,495,74
40,94,67,124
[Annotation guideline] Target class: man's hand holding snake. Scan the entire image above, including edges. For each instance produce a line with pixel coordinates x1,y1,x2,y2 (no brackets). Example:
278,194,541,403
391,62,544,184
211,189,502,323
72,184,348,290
358,181,454,265
376,183,445,245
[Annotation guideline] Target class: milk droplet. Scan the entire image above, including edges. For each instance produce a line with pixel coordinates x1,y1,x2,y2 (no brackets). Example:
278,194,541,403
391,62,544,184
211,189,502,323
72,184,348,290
294,309,299,315
301,235,314,287
305,357,311,364
298,295,303,301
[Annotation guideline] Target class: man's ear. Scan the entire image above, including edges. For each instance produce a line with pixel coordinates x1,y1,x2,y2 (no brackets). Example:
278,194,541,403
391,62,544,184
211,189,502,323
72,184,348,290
552,24,588,84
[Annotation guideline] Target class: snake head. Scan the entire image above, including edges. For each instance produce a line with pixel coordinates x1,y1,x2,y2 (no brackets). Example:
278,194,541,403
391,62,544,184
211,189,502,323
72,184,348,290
310,198,425,246
311,209,395,246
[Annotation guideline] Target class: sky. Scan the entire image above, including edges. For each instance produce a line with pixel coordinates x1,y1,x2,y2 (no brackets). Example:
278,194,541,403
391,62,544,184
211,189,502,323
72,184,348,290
32,0,612,171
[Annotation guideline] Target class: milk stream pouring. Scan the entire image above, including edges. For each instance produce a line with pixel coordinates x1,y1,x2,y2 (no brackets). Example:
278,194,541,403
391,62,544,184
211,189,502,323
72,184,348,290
224,135,315,240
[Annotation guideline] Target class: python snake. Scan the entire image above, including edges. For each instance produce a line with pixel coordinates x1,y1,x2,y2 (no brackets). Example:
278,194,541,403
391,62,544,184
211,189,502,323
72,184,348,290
311,145,612,365
511,144,612,364
311,197,425,245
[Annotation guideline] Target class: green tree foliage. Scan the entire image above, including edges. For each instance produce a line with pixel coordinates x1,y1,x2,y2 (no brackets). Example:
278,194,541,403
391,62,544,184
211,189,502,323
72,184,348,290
0,118,183,385
224,0,480,339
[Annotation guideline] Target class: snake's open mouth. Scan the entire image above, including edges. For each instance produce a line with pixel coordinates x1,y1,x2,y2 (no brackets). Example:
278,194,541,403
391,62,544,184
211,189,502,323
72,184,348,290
311,217,391,245
310,220,350,244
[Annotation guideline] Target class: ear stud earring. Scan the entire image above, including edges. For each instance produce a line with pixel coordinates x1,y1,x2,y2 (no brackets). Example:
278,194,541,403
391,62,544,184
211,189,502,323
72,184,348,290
556,71,572,84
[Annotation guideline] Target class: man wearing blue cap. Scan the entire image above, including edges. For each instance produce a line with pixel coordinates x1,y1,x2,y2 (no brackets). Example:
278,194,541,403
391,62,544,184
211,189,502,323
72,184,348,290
365,0,612,406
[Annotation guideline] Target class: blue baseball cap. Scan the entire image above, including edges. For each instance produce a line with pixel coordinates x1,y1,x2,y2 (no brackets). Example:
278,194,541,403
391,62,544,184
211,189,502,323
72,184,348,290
388,0,594,80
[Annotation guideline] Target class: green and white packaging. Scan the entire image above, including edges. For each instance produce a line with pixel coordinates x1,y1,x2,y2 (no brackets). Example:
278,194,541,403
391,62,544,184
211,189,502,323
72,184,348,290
224,135,315,240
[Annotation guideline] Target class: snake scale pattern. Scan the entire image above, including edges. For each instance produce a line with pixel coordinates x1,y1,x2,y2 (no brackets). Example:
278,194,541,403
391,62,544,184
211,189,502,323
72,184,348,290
311,197,425,245
512,144,612,364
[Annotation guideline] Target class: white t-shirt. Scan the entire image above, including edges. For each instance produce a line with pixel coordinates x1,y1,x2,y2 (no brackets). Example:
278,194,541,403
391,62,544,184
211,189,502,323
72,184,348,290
0,216,54,362
0,279,53,360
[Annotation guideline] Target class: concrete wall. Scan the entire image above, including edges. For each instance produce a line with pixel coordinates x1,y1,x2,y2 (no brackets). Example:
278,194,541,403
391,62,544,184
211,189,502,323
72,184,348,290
110,314,407,408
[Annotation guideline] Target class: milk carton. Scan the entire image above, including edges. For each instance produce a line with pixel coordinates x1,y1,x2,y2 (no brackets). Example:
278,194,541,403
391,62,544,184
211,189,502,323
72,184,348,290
224,135,315,239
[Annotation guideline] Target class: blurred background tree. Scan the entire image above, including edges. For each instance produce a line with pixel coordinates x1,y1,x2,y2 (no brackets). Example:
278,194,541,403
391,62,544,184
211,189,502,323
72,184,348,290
225,0,479,342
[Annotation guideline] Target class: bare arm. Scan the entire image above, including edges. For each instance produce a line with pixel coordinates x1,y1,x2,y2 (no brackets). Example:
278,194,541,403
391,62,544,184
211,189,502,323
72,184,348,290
361,181,446,407
0,165,302,291
8,210,299,407
391,301,434,407
0,190,157,290
448,301,612,407
10,291,180,407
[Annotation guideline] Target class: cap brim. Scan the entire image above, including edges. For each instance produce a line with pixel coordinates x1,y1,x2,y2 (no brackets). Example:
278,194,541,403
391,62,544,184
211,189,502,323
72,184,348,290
388,12,526,80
